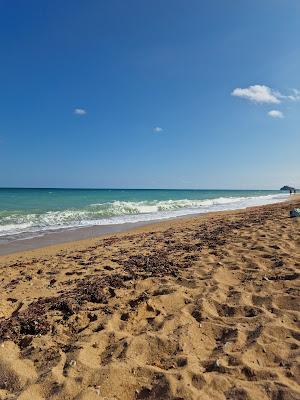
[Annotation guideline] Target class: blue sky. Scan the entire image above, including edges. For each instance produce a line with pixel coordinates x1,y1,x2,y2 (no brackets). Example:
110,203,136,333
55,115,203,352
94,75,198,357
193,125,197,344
0,0,299,189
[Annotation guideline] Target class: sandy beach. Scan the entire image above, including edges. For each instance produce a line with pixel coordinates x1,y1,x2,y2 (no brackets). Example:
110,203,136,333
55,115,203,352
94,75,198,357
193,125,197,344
0,197,299,400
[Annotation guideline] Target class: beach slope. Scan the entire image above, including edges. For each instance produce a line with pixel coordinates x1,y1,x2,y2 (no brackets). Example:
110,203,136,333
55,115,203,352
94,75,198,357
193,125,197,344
0,199,299,400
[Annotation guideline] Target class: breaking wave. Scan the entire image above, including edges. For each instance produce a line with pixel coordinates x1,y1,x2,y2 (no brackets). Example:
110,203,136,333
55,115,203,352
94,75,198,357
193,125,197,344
0,193,288,240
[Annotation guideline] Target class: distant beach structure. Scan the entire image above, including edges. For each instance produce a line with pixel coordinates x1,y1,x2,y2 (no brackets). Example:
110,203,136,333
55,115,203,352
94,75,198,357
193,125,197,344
280,185,298,195
280,185,295,191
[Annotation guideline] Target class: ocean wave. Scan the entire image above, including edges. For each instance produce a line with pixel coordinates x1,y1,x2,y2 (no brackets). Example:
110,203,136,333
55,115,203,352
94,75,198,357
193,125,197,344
87,197,247,215
0,193,288,239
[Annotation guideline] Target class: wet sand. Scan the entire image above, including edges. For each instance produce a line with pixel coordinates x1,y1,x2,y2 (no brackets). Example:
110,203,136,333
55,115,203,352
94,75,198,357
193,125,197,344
0,221,158,256
0,197,299,400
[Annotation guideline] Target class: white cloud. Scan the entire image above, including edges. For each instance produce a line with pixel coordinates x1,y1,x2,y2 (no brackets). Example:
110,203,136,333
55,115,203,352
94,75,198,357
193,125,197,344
268,110,284,118
231,85,280,104
153,126,163,133
231,85,300,105
74,108,87,115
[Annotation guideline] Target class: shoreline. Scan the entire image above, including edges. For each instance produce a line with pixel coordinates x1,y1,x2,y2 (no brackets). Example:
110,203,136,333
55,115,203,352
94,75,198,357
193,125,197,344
0,194,293,257
0,196,299,399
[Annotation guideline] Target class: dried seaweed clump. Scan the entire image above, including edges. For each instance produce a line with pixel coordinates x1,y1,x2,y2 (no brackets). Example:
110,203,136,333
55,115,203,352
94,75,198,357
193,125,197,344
124,252,179,277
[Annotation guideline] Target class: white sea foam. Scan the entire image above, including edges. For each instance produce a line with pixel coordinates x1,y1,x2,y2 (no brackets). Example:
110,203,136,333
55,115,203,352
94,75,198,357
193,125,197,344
0,193,288,240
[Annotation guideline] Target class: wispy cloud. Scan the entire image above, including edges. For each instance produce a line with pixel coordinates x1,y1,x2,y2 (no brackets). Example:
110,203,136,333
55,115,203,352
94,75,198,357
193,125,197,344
268,110,284,119
283,88,300,101
153,126,163,133
74,108,87,115
231,85,300,104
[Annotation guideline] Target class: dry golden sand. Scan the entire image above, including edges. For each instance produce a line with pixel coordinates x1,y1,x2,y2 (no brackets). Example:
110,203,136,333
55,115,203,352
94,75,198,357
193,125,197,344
0,198,300,400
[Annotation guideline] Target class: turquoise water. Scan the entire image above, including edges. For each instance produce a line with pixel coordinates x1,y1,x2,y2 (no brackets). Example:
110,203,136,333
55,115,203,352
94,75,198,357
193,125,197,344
0,188,287,241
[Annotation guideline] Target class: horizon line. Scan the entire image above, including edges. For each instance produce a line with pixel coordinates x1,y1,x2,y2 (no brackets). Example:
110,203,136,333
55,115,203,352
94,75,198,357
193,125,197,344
0,186,287,191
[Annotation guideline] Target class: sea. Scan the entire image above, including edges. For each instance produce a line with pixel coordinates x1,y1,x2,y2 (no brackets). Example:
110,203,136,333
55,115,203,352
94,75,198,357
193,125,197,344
0,188,288,245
